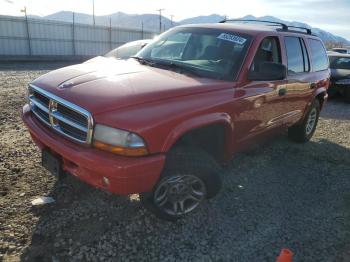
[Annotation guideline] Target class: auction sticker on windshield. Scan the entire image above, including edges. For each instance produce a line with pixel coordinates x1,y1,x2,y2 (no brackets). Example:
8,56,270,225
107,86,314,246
217,33,247,45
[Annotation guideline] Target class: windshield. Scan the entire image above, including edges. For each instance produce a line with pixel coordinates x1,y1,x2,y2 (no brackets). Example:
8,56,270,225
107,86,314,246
136,27,251,80
330,56,350,70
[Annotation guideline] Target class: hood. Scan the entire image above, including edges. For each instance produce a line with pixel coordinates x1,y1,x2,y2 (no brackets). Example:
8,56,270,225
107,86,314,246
32,58,232,115
330,68,350,80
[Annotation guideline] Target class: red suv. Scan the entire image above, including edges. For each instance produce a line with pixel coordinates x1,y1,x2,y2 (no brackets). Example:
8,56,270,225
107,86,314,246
22,20,330,220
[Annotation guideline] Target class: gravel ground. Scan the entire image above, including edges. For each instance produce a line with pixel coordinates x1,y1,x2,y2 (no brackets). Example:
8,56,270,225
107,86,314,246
0,62,349,262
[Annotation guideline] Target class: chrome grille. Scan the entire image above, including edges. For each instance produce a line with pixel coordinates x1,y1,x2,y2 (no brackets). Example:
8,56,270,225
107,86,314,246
28,84,94,144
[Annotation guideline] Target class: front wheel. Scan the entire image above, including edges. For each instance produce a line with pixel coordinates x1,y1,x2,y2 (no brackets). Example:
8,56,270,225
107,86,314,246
140,147,222,221
288,99,320,143
152,174,207,217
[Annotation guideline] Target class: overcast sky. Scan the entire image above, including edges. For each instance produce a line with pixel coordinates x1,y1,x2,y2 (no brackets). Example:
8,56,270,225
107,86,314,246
1,0,349,39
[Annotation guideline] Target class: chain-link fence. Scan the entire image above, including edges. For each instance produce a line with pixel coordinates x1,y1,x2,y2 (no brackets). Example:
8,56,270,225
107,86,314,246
0,15,157,57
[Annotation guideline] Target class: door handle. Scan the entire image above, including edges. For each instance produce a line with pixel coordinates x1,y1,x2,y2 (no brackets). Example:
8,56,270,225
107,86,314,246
278,87,286,96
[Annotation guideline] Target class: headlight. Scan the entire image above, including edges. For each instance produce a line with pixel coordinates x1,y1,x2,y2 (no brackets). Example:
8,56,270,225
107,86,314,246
93,124,148,156
335,78,350,85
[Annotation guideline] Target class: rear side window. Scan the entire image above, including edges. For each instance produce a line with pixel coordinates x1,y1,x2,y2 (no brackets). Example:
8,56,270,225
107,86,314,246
284,36,307,74
308,39,329,71
300,39,310,72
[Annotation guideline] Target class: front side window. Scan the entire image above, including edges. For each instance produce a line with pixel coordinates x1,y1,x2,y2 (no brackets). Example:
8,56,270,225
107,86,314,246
250,36,281,73
284,36,306,74
137,27,251,80
308,39,329,71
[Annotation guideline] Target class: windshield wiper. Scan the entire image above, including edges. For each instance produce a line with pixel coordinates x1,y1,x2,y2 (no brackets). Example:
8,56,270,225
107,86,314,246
161,62,202,77
132,57,203,78
131,56,156,66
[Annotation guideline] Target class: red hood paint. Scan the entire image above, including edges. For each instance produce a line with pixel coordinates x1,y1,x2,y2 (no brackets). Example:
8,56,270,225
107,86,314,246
32,58,233,115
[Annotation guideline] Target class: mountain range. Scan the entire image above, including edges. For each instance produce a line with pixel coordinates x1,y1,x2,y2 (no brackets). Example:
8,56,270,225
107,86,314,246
28,12,350,45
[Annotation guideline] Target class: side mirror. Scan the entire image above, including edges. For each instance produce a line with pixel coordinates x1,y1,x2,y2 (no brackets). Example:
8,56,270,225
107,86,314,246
248,62,287,81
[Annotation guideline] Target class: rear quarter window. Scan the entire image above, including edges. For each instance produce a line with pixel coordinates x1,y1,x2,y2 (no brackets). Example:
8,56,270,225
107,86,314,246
308,39,329,71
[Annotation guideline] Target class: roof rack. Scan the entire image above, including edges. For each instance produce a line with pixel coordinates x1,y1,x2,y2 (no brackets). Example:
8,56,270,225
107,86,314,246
219,19,312,35
287,26,312,35
219,19,288,30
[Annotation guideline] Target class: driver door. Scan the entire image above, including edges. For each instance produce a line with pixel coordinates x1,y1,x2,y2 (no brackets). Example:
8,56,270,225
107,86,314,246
234,36,288,144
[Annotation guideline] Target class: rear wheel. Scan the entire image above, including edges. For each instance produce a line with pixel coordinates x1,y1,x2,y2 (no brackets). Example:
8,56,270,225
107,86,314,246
140,147,222,221
288,99,320,143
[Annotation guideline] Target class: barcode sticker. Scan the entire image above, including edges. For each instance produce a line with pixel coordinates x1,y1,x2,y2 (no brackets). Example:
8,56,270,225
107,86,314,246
217,33,247,45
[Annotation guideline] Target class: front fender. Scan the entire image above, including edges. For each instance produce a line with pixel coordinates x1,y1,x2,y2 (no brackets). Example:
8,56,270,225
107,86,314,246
161,112,234,152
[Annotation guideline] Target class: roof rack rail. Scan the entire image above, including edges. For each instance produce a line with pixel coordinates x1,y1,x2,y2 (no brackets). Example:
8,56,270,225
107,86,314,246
287,26,312,35
219,19,288,30
219,19,312,35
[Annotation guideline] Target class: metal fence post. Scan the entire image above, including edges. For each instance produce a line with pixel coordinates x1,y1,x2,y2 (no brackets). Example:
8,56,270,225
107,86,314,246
24,14,32,55
109,17,112,50
141,22,144,39
72,12,76,55
116,26,121,47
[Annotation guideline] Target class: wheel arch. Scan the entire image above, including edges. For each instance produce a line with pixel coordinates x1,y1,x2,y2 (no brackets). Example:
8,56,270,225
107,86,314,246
314,87,328,109
161,113,234,161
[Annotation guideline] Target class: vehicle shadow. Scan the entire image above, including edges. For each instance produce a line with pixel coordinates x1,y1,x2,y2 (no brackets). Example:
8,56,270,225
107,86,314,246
321,97,350,120
20,137,350,262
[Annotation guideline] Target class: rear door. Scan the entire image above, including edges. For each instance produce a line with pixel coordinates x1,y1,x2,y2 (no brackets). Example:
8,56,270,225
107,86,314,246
282,36,313,125
306,38,330,96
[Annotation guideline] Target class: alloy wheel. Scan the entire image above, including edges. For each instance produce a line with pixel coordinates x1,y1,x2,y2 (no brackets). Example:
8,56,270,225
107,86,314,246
306,107,317,135
153,175,206,216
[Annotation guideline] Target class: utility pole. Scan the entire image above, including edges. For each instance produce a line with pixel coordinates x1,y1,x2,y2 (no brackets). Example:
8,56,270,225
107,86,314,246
21,6,31,55
92,0,95,26
156,9,165,33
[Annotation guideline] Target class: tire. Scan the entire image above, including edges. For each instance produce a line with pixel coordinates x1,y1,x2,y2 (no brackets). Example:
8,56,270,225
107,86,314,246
345,89,350,103
140,147,222,221
288,99,320,143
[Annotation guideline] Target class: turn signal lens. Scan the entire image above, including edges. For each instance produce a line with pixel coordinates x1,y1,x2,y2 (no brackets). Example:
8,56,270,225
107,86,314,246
93,140,148,156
